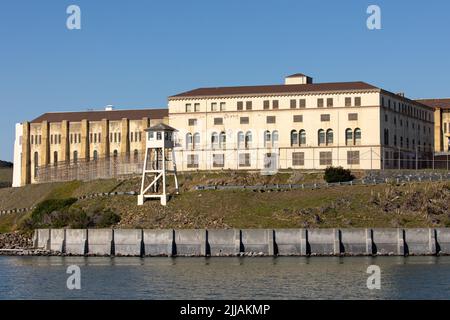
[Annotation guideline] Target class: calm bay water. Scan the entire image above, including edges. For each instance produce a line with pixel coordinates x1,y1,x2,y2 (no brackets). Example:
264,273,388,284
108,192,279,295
0,256,449,300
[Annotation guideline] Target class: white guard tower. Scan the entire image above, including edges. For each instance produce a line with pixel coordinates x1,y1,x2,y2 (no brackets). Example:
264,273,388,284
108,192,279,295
138,123,179,206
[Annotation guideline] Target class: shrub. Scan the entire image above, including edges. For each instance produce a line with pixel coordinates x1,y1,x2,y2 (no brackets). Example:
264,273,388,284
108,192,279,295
324,166,354,183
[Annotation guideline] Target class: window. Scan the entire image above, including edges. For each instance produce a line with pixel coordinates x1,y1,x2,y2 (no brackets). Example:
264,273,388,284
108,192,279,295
317,98,324,108
299,99,306,108
188,119,197,126
272,130,279,147
293,115,303,123
290,130,298,146
264,130,271,147
213,154,224,168
193,133,200,150
240,117,249,124
110,133,113,142
345,97,352,107
34,152,39,178
326,129,334,146
185,103,192,112
246,101,252,110
320,114,330,122
290,99,297,109
211,102,218,111
245,131,252,149
113,150,118,159
31,135,34,145
318,129,325,146
327,98,333,108
272,100,279,109
237,101,244,111
214,118,223,125
114,132,117,143
39,135,42,144
134,150,139,163
355,97,361,106
239,153,251,167
346,129,353,146
319,152,332,166
219,132,226,149
194,103,200,112
348,113,358,121
211,132,219,149
94,133,98,143
139,132,142,142
266,116,276,124
347,151,360,165
220,102,226,111
263,100,270,110
237,131,245,149
299,130,306,146
73,151,78,164
187,155,199,168
186,133,193,149
354,128,361,145
292,152,305,166
53,151,58,166
98,133,101,143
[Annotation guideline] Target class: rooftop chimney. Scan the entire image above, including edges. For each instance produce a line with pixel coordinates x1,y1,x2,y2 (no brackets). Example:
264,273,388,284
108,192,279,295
285,73,313,85
105,105,114,111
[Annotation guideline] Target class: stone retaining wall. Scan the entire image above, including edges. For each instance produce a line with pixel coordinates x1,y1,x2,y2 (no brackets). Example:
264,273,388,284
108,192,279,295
32,228,450,257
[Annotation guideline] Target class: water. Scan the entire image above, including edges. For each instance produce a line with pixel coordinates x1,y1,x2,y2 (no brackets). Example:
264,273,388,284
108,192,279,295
0,256,449,299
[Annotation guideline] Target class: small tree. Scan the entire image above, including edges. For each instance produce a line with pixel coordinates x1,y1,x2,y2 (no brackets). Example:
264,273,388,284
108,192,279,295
324,166,354,183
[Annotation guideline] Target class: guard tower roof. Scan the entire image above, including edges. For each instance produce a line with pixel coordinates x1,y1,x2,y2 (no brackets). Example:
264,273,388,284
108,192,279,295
144,123,178,132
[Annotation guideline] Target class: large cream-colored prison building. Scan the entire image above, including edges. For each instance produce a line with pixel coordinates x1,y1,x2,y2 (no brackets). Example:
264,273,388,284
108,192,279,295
169,74,434,172
13,73,439,187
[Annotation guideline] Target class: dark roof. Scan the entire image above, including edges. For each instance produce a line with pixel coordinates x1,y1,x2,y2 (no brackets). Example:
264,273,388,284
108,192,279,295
145,123,177,132
416,99,450,110
31,108,168,123
169,82,379,99
286,73,310,78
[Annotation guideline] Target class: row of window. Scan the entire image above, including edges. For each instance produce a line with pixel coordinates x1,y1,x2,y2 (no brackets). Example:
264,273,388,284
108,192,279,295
385,113,432,134
185,129,362,150
382,96,431,122
383,129,432,151
189,113,358,127
186,150,361,168
185,97,362,113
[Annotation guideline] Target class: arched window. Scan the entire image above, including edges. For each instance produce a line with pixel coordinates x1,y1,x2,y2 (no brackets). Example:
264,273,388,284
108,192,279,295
211,132,219,149
299,130,306,146
272,130,279,147
193,133,200,150
73,151,78,164
219,131,226,149
53,151,58,166
346,129,353,146
245,131,252,149
93,150,98,161
237,131,245,149
134,149,139,163
318,129,325,146
34,152,39,178
186,133,193,150
113,150,118,158
264,130,271,147
326,129,334,146
290,130,298,146
354,128,361,145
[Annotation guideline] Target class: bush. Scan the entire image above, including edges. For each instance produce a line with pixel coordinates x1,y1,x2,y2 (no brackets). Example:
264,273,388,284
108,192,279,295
323,166,354,183
21,198,120,231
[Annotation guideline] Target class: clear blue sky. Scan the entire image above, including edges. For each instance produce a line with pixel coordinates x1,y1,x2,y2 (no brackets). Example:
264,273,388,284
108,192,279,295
1,0,449,161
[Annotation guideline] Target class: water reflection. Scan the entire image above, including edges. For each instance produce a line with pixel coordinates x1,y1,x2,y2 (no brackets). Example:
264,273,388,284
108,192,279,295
0,256,449,299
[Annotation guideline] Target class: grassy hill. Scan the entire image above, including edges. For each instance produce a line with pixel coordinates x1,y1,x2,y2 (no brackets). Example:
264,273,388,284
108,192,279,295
0,171,449,233
0,160,13,189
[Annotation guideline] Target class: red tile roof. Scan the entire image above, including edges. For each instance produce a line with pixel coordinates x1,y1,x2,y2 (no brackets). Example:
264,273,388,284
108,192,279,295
31,108,168,123
169,81,379,99
416,99,450,110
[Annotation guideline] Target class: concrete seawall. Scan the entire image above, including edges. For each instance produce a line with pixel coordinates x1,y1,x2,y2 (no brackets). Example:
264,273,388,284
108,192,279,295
32,228,450,257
